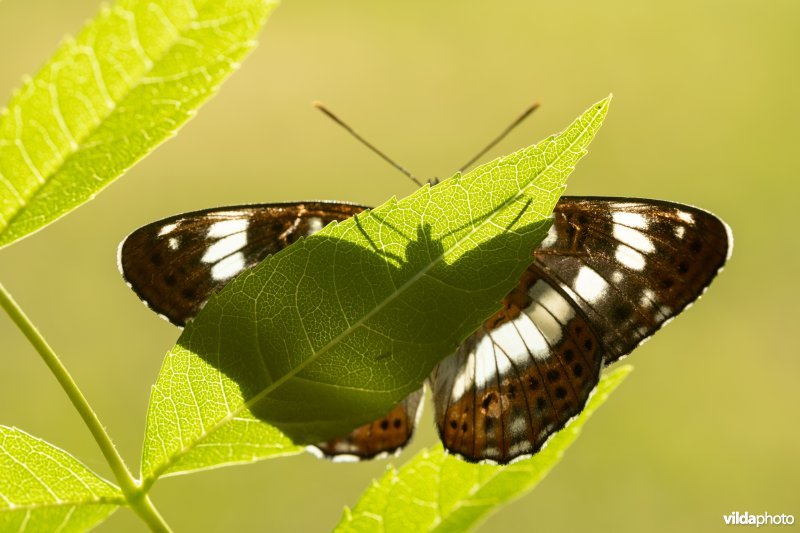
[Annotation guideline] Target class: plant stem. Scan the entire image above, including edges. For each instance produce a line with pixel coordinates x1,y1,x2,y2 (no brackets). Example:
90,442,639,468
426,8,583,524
131,494,171,533
0,281,171,532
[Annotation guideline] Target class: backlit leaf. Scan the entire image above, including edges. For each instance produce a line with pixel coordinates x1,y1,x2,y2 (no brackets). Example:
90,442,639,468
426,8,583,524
0,0,277,249
141,97,611,481
0,426,122,532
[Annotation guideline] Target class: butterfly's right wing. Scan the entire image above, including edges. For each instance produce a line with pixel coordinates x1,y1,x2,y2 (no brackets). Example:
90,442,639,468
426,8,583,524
118,201,366,326
431,197,731,464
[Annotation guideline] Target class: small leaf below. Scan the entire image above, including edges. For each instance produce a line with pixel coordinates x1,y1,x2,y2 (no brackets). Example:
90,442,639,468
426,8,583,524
335,366,632,533
0,426,123,532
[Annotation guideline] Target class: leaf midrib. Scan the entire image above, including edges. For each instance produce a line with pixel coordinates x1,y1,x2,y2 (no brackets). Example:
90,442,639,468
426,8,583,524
146,103,606,482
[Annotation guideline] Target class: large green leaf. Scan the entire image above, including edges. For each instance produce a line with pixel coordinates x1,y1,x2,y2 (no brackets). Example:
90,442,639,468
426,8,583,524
0,426,123,532
0,0,277,249
336,366,632,533
141,97,611,481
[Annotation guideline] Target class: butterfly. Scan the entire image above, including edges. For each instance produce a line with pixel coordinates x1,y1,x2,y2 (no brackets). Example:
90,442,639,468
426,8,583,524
118,195,731,464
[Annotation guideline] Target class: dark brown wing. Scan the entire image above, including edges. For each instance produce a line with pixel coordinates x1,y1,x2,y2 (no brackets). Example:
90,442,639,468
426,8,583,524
431,197,731,463
309,389,424,461
430,272,604,463
118,201,367,326
534,197,731,363
120,200,426,460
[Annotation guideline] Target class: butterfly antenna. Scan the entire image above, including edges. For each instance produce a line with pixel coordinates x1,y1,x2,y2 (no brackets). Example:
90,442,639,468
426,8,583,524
458,102,541,172
313,101,424,187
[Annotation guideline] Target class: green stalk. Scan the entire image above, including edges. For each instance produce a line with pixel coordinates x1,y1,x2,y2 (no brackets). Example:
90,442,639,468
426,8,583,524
0,281,170,532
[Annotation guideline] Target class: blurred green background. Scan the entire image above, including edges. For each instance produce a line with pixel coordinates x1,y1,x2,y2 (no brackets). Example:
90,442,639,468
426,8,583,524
1,0,797,531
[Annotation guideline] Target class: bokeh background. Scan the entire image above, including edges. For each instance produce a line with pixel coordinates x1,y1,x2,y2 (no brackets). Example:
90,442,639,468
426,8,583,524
1,1,798,531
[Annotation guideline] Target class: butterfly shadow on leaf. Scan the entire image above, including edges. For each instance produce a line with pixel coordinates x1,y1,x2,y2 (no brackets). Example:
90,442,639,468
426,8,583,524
172,201,552,457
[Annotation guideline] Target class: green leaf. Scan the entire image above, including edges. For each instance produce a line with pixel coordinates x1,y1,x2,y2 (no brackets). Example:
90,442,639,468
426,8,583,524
141,97,611,481
0,0,277,249
0,426,123,532
142,368,305,480
336,366,632,533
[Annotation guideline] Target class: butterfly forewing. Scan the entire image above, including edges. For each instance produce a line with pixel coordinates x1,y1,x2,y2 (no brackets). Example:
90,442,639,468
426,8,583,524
534,198,731,363
119,202,366,326
431,197,730,463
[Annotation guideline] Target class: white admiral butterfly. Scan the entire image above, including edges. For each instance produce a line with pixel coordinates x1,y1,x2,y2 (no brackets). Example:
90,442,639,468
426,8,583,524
119,195,731,463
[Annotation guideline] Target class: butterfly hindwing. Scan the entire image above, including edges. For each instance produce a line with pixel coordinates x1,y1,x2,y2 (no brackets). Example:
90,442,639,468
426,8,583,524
431,197,730,463
430,272,604,463
310,388,424,461
118,202,366,326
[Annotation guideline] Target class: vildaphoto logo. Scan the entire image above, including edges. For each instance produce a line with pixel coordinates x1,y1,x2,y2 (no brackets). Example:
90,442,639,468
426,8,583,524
723,512,795,527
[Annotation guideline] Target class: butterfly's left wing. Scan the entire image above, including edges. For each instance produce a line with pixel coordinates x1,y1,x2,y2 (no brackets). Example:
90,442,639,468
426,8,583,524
118,201,366,326
308,388,424,461
120,200,425,460
431,197,731,463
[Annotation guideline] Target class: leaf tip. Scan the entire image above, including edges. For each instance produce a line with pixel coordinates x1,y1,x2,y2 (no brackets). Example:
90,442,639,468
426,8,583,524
598,364,633,396
616,362,633,373
596,94,613,112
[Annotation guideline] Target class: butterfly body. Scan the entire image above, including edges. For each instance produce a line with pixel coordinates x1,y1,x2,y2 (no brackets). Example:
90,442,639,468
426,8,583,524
119,197,731,464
